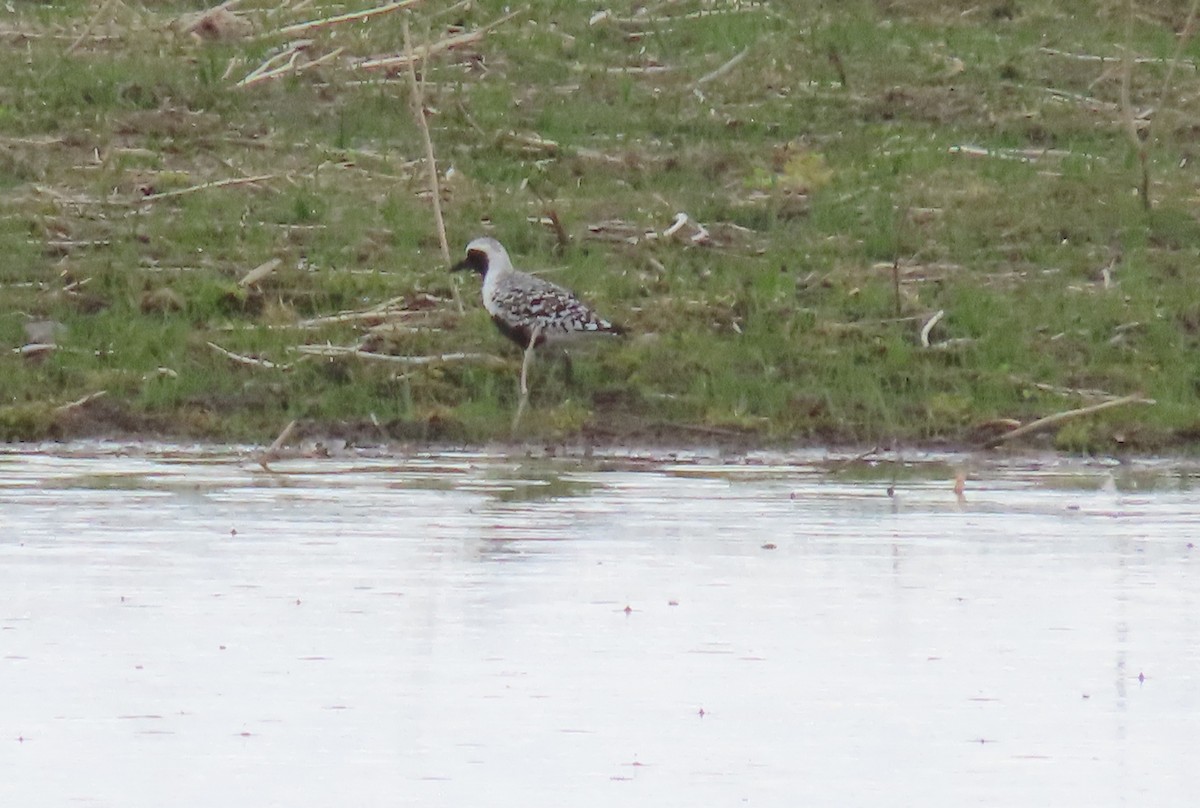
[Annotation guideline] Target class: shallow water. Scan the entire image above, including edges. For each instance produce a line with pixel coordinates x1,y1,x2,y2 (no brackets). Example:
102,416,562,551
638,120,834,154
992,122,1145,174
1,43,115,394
2,444,1198,806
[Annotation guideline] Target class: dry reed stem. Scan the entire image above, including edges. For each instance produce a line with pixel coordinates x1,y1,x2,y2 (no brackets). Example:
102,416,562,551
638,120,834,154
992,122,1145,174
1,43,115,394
358,28,483,71
359,6,524,72
919,309,944,347
982,393,1154,449
1012,377,1121,400
401,15,464,315
277,0,424,38
295,293,452,328
66,0,117,55
1039,46,1195,67
139,174,279,202
403,16,450,267
545,209,570,254
949,144,1094,162
53,390,108,415
293,345,507,367
237,46,345,88
207,340,292,370
1043,87,1121,113
1161,0,1200,101
239,258,281,288
297,308,408,328
1120,0,1151,210
238,40,311,85
597,6,770,28
695,46,749,87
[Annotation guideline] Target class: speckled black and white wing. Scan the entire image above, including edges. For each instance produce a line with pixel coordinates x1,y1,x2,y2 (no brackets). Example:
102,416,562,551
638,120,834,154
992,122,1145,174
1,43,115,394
488,271,623,350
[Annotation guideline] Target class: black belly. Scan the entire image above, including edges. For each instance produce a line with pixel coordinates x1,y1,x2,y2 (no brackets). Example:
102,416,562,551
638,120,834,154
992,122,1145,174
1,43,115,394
491,316,547,349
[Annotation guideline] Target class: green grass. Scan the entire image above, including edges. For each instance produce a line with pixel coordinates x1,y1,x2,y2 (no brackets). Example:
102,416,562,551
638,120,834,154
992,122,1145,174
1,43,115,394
1,0,1199,451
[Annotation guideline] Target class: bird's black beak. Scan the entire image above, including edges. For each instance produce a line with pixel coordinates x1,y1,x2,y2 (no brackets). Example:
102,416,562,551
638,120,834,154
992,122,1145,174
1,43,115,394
450,248,488,276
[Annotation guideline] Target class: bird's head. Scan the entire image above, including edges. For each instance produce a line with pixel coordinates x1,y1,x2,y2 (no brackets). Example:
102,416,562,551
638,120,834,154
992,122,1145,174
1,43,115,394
450,237,511,278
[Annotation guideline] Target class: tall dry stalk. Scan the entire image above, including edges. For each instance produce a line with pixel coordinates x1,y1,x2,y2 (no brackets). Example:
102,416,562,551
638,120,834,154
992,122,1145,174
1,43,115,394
402,14,462,311
1119,0,1151,211
1159,0,1200,102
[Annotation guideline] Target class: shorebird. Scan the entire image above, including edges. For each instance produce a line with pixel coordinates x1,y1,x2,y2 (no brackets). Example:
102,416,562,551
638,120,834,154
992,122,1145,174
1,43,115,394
450,236,624,350
450,237,624,429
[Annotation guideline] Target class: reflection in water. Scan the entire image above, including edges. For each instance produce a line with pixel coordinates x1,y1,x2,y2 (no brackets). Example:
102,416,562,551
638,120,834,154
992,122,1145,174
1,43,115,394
0,445,1198,807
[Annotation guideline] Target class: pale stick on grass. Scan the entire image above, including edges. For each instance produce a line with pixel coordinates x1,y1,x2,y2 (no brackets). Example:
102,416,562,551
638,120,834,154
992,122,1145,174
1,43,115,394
293,345,507,367
237,40,312,86
919,309,944,348
237,46,345,88
239,258,282,288
139,174,279,203
982,393,1154,450
53,390,107,416
277,0,424,38
694,46,749,87
207,340,292,370
1038,47,1195,67
359,6,525,72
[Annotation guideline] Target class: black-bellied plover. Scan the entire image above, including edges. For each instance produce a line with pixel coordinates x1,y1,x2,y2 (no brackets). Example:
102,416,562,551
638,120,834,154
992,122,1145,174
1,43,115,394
451,236,624,430
450,236,624,350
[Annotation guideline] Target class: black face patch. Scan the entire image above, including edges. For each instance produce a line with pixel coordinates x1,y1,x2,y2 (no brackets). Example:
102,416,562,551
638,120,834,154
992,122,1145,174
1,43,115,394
450,248,489,276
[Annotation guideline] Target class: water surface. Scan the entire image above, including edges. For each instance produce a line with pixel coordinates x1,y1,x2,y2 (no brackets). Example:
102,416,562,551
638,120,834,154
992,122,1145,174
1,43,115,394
1,444,1197,806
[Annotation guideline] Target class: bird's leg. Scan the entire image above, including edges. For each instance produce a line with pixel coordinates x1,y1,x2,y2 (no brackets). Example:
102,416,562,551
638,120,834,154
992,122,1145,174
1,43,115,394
512,325,542,434
519,335,539,398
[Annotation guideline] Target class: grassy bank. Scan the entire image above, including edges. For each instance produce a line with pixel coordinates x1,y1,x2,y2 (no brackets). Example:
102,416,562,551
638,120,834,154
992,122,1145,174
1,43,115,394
2,0,1199,451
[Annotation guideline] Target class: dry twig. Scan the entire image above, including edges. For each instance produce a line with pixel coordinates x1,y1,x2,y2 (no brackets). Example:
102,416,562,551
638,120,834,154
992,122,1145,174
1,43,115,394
53,390,107,415
258,419,297,471
919,309,944,348
239,258,281,288
358,7,524,72
695,46,750,87
545,209,570,254
278,0,423,38
295,294,452,328
66,0,118,55
1120,0,1151,211
1011,377,1121,401
1039,46,1194,67
663,212,710,244
294,345,507,367
948,144,1093,162
207,341,292,370
139,174,279,202
237,44,345,88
